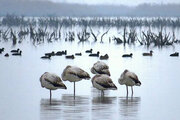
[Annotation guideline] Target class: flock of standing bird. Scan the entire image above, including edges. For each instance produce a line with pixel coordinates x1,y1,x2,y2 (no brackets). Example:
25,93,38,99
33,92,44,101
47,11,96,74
40,61,141,103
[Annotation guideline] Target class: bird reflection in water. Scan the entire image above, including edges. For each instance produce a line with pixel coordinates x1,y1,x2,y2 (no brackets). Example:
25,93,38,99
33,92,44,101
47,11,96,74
91,87,118,120
40,94,90,120
119,97,141,120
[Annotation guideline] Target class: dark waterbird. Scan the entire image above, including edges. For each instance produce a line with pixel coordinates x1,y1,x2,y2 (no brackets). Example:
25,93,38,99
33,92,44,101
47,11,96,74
122,53,133,57
85,49,92,53
56,51,62,56
4,53,9,57
45,51,55,56
170,52,179,57
62,50,67,55
75,53,82,56
11,48,19,53
89,51,100,57
142,50,153,56
56,50,67,56
12,51,22,56
100,54,109,60
65,55,75,59
0,48,4,53
41,54,51,59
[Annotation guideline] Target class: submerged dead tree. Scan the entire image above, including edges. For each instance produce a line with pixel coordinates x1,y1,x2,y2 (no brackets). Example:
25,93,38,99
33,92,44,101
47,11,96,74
89,27,100,42
77,28,90,43
100,28,110,43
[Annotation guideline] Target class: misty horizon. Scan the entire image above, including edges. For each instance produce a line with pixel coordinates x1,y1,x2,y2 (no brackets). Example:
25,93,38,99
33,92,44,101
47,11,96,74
0,0,180,17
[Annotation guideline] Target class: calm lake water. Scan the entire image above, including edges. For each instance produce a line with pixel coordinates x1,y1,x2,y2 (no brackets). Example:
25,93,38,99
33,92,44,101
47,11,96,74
0,26,180,120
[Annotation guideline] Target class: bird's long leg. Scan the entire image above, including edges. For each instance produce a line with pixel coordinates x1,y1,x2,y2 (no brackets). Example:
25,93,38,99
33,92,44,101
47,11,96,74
74,82,75,100
50,90,52,104
101,90,104,97
131,86,134,96
126,86,128,97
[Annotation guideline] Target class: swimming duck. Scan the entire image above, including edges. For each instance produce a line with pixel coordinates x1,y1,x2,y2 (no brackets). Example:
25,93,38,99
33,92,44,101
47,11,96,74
65,55,75,59
170,52,179,57
142,50,153,56
85,49,93,53
12,51,22,56
122,53,133,57
89,51,100,57
100,54,109,60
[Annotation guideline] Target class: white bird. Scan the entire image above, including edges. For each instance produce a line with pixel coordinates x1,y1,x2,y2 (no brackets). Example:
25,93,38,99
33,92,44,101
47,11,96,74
40,72,67,103
61,65,90,99
118,69,141,96
91,61,110,76
92,74,117,96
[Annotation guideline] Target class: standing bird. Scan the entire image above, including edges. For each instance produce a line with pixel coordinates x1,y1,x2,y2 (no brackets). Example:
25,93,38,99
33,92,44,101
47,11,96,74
61,65,90,99
142,50,153,56
92,74,117,96
91,61,111,76
118,70,141,96
40,72,67,103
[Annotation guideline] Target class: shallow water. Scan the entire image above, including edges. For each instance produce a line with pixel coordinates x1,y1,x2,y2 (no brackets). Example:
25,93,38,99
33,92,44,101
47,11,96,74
0,35,180,120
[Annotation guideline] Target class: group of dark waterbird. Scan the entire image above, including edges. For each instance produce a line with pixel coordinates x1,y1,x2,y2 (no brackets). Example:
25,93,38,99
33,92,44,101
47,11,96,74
41,49,110,60
0,48,22,57
40,61,142,103
40,49,179,61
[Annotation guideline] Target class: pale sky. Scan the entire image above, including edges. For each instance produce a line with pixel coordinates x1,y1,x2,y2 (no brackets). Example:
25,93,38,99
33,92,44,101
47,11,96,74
51,0,180,6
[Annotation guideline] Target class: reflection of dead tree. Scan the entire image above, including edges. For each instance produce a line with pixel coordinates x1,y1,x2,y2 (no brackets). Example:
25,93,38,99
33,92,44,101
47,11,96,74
65,31,75,42
123,25,127,46
77,28,90,43
2,28,10,41
100,28,110,43
89,27,100,42
10,28,17,46
58,24,63,39
127,28,137,44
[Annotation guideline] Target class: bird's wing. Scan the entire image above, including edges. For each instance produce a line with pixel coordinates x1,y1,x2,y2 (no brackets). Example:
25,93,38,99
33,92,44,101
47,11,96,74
94,75,116,88
69,66,90,79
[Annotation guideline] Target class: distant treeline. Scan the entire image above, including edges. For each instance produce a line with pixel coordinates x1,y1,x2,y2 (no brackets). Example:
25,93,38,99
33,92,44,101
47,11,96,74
0,15,180,28
0,0,180,17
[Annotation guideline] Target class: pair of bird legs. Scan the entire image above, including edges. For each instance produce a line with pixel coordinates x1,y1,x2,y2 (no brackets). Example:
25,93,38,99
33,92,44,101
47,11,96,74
48,83,134,104
100,86,134,97
49,82,76,104
126,86,134,97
